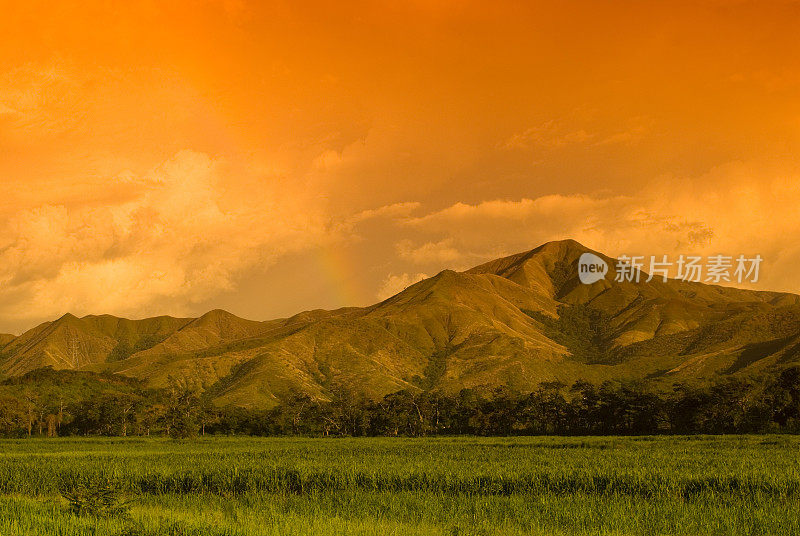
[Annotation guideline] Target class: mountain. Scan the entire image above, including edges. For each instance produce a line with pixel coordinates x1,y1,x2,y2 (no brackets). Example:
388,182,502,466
2,239,800,408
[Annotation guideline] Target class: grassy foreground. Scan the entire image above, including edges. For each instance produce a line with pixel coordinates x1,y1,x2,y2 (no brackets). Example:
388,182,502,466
0,436,798,535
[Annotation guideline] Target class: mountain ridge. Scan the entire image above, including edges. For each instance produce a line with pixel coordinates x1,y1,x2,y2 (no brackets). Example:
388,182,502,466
3,239,800,407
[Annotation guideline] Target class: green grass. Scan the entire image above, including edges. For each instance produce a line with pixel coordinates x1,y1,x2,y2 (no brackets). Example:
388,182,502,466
0,436,798,535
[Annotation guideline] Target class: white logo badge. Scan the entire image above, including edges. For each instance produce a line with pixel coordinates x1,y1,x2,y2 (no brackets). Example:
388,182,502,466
578,252,608,284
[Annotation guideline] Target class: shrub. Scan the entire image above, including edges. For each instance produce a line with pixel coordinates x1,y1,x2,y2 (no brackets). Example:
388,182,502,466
60,475,132,517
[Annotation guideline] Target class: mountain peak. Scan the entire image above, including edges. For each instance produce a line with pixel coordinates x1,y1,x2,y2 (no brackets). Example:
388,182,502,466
178,309,266,342
188,309,253,332
465,239,603,298
198,309,239,321
468,239,595,273
537,238,590,252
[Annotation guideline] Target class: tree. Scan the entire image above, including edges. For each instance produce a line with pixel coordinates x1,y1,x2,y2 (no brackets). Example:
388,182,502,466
24,390,38,437
765,367,800,431
569,380,599,434
163,377,202,438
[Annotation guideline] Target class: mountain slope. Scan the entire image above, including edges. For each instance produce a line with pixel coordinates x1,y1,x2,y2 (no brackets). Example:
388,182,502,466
3,239,800,407
0,314,192,376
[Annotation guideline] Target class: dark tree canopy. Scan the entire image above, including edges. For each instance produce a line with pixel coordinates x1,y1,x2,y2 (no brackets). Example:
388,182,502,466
0,366,799,438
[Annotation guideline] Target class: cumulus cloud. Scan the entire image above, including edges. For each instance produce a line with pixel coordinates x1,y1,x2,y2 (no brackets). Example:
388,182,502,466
396,238,464,265
0,150,334,322
348,202,421,224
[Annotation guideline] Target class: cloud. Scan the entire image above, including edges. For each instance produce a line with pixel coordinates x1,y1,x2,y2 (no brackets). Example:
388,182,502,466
396,238,463,265
503,117,650,150
0,150,335,321
502,121,593,149
348,202,421,224
376,272,428,300
594,125,648,146
0,61,82,136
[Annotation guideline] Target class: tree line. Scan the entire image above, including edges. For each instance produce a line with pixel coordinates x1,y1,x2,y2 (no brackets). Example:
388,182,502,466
0,367,798,438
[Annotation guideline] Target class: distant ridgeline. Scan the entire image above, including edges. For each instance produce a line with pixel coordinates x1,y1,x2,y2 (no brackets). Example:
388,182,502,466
3,239,800,435
0,366,798,437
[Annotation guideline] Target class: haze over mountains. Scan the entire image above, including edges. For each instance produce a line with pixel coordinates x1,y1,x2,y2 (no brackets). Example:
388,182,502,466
2,240,800,408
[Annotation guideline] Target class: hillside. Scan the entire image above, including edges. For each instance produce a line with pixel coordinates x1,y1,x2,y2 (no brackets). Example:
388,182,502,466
2,239,800,408
0,314,192,376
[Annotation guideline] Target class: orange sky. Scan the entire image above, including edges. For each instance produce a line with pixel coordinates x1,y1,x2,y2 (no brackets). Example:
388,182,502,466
1,0,800,333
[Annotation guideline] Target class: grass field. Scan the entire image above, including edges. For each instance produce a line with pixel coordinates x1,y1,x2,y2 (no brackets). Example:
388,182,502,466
0,436,797,535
